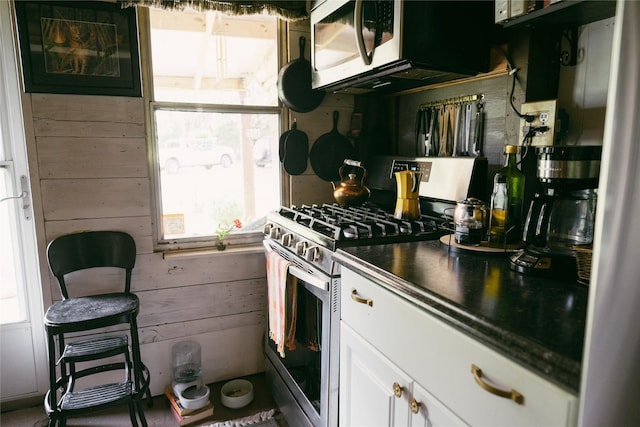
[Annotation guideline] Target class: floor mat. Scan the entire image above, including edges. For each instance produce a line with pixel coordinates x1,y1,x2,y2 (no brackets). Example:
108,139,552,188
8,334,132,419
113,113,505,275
200,409,277,427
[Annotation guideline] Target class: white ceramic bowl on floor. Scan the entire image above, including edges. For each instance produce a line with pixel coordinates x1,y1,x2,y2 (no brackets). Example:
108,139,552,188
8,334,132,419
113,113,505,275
179,384,210,410
220,379,254,409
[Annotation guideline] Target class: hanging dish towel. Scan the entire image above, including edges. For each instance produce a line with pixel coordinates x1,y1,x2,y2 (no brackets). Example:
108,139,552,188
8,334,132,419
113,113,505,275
266,250,298,357
295,289,321,352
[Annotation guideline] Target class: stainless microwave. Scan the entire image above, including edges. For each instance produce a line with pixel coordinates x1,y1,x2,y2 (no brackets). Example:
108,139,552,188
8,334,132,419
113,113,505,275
311,0,494,93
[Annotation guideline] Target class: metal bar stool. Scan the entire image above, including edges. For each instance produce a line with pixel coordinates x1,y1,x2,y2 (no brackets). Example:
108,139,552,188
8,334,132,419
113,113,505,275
43,231,152,427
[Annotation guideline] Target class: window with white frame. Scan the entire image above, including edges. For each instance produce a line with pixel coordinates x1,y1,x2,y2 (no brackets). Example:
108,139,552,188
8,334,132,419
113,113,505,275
145,7,282,249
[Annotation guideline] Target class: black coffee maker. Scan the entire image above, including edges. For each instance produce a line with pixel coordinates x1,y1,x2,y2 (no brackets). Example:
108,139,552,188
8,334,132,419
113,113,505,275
510,145,602,282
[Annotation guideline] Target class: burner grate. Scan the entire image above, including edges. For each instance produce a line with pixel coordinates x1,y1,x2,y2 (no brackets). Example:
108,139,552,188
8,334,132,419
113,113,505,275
278,203,445,243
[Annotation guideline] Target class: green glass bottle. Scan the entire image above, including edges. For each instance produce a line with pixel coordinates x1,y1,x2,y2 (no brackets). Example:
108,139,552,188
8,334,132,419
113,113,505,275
498,145,525,244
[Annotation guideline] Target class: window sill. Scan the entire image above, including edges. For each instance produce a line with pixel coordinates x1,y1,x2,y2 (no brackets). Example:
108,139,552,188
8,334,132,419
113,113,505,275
162,242,265,259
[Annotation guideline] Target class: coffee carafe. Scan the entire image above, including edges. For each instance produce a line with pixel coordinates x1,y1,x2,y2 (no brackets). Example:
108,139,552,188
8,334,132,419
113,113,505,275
522,189,597,249
394,170,422,220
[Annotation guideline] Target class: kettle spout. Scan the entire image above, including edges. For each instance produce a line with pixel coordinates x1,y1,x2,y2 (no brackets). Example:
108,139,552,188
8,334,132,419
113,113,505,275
331,181,336,190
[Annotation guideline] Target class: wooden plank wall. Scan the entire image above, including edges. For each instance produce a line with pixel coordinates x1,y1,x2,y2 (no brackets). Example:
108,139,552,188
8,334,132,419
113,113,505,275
24,93,267,396
286,20,356,207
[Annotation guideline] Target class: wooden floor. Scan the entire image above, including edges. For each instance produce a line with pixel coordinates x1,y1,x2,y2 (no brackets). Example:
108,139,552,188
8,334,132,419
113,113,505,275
1,373,285,427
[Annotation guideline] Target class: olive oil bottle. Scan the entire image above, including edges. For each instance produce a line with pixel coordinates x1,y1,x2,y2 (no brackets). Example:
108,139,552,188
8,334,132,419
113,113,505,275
489,174,508,246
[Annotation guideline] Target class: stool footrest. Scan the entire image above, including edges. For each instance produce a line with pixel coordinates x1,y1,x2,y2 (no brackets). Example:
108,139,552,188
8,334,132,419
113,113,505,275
60,335,129,363
60,381,133,412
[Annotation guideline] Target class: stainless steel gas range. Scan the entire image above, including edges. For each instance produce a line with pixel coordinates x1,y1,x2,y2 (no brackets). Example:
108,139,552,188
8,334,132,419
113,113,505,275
263,156,488,427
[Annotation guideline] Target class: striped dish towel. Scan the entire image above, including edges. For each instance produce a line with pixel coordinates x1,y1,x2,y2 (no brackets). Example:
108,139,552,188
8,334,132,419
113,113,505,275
266,250,298,357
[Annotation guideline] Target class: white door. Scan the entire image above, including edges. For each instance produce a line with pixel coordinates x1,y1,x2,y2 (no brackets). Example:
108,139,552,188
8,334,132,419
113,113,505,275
409,382,468,427
0,1,48,402
340,323,412,427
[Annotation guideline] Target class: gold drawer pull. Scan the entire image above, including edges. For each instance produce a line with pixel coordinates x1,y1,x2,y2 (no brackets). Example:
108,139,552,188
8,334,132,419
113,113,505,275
471,364,524,405
393,382,402,398
351,288,373,306
409,397,420,414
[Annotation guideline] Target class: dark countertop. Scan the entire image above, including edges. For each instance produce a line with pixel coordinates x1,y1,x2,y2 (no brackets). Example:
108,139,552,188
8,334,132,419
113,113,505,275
333,238,589,393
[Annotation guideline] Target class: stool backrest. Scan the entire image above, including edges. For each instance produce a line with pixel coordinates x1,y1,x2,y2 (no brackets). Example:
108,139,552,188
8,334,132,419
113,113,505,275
47,231,136,299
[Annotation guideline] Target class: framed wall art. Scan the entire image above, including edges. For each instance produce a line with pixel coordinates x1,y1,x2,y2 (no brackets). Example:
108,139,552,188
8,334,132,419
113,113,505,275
14,1,141,97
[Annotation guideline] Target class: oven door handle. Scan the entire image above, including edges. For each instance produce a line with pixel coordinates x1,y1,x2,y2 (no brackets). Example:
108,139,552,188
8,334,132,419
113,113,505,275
289,265,329,292
264,240,329,292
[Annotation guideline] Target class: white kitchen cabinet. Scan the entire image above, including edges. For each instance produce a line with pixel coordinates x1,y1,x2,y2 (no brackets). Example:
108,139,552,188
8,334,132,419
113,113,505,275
340,267,579,427
340,323,411,427
340,323,466,427
409,381,468,427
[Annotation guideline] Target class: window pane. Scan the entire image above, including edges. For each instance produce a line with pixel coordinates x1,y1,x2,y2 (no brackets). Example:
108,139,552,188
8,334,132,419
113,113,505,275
155,108,280,240
149,9,279,106
148,8,281,246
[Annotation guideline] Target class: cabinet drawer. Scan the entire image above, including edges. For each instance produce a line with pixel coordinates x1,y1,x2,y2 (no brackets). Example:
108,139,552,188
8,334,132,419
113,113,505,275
341,267,578,426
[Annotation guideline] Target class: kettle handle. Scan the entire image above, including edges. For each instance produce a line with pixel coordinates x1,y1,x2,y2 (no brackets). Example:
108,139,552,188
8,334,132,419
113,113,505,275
339,159,367,183
411,172,420,193
343,159,362,168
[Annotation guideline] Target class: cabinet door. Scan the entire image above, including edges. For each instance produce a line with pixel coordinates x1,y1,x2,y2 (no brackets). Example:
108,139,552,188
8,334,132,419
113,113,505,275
340,322,411,427
409,382,467,427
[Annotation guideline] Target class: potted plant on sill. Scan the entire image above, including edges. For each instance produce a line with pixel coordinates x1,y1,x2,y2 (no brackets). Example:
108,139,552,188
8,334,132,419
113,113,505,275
215,219,242,250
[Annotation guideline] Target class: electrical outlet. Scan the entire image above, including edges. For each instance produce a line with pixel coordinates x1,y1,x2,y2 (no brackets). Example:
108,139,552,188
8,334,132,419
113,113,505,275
518,100,557,146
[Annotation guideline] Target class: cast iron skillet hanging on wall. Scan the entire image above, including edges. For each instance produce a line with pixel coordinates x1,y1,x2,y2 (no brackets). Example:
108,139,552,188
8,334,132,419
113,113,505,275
279,121,309,175
310,111,355,182
277,36,325,113
283,122,309,175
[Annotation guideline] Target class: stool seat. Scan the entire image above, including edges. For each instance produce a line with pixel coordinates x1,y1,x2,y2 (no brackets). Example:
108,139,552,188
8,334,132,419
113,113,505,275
45,293,139,330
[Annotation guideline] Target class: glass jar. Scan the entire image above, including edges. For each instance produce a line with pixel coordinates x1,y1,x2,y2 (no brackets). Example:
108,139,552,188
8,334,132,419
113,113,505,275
172,340,202,383
489,174,509,247
453,198,488,245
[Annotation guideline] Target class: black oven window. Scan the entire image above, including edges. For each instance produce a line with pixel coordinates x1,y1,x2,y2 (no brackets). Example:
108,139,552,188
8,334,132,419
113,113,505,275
268,284,323,414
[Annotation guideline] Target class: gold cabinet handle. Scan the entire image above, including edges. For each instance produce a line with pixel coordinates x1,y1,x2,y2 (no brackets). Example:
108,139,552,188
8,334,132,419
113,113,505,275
351,288,373,306
392,382,402,398
471,364,524,404
409,397,420,414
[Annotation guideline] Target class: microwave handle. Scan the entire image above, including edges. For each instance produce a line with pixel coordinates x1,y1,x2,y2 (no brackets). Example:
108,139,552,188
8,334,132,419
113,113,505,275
354,0,372,65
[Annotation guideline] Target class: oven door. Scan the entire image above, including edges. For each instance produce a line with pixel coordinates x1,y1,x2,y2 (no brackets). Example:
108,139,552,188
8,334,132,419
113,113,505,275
263,240,339,427
311,0,400,89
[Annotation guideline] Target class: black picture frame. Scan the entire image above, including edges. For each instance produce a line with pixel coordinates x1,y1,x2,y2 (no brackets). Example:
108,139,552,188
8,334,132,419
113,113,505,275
14,1,141,97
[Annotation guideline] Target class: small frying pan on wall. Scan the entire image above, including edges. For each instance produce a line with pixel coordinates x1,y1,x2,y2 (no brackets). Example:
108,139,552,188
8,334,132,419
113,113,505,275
283,123,309,175
279,121,309,175
279,121,296,162
310,111,355,182
277,36,325,113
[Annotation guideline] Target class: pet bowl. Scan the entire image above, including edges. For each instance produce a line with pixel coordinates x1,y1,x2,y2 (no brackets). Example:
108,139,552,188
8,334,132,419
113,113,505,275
220,379,254,409
178,384,210,410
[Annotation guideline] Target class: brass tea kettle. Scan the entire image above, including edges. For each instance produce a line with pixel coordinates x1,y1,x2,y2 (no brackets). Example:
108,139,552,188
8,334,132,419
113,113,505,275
332,160,370,207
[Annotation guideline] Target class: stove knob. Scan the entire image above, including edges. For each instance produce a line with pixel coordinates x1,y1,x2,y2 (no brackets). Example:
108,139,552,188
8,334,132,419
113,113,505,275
263,223,274,234
305,245,321,262
281,233,293,247
295,241,307,256
269,226,281,240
